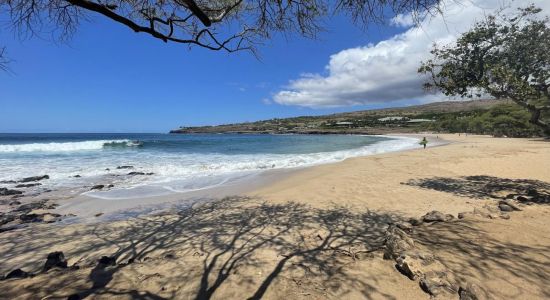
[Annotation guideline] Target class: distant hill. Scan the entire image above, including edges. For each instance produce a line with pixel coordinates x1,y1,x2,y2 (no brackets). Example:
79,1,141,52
170,99,510,135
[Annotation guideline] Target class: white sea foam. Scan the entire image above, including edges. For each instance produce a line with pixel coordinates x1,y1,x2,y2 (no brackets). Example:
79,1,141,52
0,140,131,152
0,135,422,199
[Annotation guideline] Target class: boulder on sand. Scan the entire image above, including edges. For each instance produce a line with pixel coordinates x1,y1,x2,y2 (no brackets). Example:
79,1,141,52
4,268,29,280
43,251,68,271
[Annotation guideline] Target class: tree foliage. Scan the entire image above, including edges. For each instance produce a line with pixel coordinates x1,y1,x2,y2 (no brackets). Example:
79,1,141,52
419,5,550,135
0,0,440,59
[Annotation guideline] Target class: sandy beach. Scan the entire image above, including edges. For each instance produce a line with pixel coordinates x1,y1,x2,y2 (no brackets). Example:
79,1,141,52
1,134,550,299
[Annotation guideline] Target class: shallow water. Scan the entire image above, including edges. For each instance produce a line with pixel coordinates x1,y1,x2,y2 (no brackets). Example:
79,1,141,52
0,133,420,199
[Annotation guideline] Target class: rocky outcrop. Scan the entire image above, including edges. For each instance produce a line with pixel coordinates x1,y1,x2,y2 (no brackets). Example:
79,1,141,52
116,165,134,169
384,214,485,299
458,283,485,300
420,272,457,297
128,172,154,176
384,226,415,260
422,211,454,223
18,175,49,183
91,185,105,190
0,188,23,196
14,183,41,188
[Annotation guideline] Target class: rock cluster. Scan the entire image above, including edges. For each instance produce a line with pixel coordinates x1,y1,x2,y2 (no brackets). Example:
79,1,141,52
3,251,71,280
458,200,523,221
385,213,486,299
0,199,63,232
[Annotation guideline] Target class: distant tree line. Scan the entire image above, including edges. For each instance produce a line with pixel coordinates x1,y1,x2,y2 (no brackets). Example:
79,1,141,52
419,103,543,137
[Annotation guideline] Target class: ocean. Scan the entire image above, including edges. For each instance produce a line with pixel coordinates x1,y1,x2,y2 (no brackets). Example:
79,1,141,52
0,133,420,199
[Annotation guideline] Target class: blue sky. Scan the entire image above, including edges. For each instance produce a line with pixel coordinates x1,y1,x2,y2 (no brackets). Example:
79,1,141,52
2,0,546,132
0,12,406,132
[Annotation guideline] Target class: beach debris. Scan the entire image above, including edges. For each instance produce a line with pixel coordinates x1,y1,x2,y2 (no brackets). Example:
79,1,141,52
0,188,23,196
4,268,29,280
43,251,68,271
422,211,454,223
95,212,104,217
116,165,134,169
18,175,49,183
91,185,105,190
459,282,485,300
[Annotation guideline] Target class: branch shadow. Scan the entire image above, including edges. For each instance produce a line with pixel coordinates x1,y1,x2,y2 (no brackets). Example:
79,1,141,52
0,196,405,299
404,175,550,204
413,219,550,299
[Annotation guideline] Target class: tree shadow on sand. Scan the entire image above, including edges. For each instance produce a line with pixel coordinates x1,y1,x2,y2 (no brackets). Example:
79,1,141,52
2,196,550,299
413,220,550,299
404,175,550,204
1,197,404,299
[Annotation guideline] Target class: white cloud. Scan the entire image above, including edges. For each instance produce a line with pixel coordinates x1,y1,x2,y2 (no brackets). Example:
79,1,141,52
273,0,550,108
390,13,416,27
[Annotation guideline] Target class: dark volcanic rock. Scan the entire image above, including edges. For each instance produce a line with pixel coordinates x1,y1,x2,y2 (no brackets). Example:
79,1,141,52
91,185,105,190
73,175,81,178
0,213,16,226
98,256,116,266
20,213,42,223
19,175,49,183
15,183,41,188
14,200,49,213
4,268,29,280
67,294,82,300
0,188,23,196
117,165,134,169
43,251,68,271
128,172,154,176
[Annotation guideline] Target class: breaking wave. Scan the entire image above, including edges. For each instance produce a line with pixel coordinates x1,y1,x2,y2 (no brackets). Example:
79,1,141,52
0,140,137,152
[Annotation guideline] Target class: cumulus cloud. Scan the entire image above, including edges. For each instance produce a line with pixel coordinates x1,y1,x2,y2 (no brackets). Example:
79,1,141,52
390,13,416,27
273,0,550,108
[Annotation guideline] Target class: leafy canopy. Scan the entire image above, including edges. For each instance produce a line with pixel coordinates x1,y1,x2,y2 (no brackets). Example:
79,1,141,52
419,5,550,135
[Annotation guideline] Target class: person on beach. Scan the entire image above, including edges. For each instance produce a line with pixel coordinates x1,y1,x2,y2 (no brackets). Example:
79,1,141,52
420,137,428,149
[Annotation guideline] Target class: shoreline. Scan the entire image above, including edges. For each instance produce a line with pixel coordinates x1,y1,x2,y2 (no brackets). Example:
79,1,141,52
52,134,439,221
